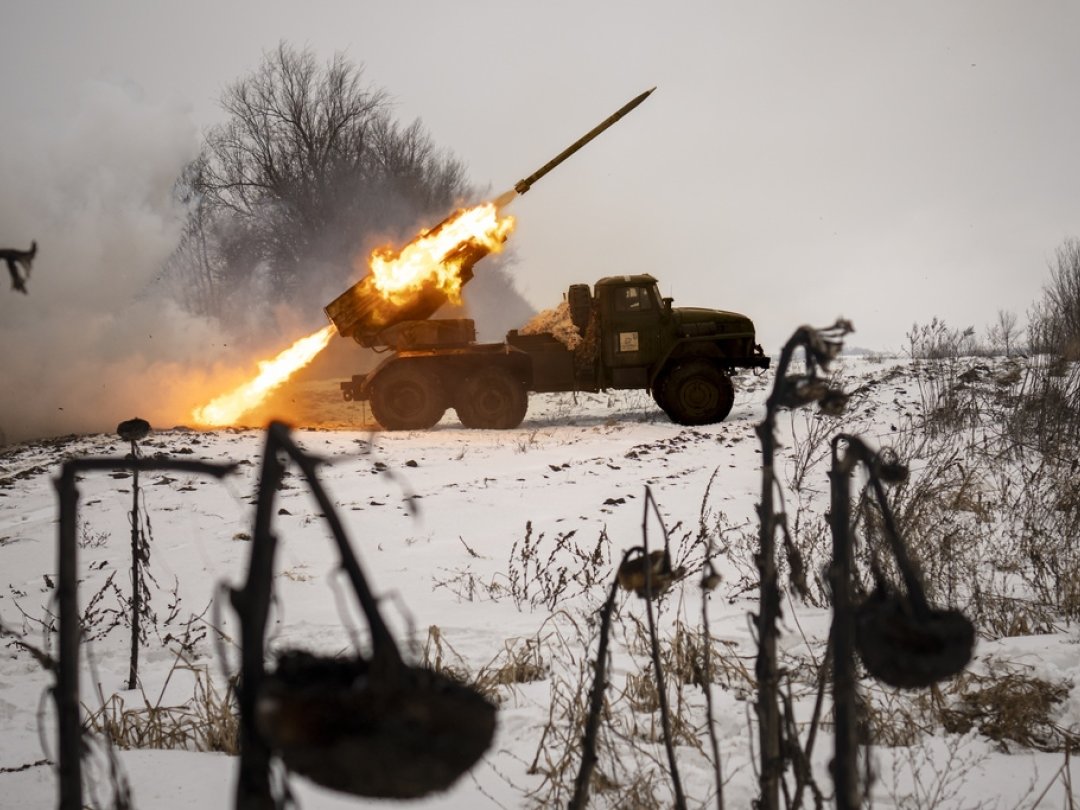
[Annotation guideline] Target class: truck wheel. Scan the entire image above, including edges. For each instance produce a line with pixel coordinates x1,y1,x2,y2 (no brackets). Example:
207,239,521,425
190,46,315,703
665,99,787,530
567,284,592,335
454,367,528,429
658,361,735,425
369,363,447,430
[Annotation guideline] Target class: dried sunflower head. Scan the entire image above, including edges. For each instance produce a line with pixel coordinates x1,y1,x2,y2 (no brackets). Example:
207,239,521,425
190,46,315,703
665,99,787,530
700,562,722,592
854,588,975,689
258,650,496,798
874,448,909,484
117,417,151,442
617,549,686,599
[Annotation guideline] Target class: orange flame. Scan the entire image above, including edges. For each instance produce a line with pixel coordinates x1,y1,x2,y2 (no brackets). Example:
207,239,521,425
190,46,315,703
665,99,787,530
191,201,514,427
191,324,336,427
370,202,514,305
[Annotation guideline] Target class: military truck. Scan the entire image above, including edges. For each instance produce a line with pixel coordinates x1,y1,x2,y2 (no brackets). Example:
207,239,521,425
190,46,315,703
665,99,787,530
335,274,769,430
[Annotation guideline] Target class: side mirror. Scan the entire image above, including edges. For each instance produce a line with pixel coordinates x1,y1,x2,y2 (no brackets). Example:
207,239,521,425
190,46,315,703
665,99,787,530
663,297,673,311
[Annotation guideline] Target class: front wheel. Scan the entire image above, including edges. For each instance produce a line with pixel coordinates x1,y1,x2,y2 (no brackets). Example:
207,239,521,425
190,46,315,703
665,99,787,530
369,363,447,430
656,360,734,425
454,367,528,429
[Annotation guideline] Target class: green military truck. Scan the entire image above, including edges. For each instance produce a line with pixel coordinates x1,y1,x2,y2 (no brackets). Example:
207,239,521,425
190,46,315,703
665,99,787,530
333,273,769,430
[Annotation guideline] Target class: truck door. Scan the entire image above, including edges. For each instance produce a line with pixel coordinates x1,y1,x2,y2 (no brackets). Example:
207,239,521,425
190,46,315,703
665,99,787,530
603,283,663,387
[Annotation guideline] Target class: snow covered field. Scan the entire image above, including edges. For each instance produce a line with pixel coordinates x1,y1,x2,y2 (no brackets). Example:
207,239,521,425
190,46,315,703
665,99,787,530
1,358,1077,809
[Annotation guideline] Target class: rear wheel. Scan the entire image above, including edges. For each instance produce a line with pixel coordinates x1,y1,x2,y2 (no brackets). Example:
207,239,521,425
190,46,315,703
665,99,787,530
369,363,447,430
454,367,528,429
657,360,734,425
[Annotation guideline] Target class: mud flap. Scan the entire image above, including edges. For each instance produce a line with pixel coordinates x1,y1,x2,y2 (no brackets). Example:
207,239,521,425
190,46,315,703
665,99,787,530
340,374,368,402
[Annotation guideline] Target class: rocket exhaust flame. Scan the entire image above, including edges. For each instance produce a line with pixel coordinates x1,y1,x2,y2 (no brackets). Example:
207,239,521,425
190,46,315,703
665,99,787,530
370,203,515,306
491,189,518,209
324,200,517,344
191,324,337,427
191,202,513,427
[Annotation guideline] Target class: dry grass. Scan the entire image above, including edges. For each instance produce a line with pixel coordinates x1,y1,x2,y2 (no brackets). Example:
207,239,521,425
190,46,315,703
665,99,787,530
83,655,238,754
519,608,687,809
660,618,754,695
763,352,1080,643
431,566,508,602
860,688,927,748
506,523,612,611
521,596,757,809
858,662,1080,758
519,301,583,350
421,624,548,704
940,670,1078,753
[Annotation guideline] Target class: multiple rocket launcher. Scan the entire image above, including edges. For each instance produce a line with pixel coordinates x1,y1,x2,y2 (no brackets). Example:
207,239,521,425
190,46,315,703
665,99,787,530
323,88,655,346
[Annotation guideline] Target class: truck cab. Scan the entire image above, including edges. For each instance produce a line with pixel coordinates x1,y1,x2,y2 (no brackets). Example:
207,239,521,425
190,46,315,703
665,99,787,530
597,276,666,388
587,274,766,402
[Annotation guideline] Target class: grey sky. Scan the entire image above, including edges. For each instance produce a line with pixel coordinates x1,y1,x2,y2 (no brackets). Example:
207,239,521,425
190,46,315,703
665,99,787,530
3,0,1078,354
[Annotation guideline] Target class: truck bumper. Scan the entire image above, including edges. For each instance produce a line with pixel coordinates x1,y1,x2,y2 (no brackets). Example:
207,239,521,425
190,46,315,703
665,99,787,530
745,344,771,370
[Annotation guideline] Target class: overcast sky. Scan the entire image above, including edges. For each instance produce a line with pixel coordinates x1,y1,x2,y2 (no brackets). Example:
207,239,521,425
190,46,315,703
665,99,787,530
2,0,1078,358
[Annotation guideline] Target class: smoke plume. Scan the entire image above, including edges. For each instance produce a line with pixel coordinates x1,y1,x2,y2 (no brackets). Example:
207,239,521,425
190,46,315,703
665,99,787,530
0,81,538,446
0,81,238,445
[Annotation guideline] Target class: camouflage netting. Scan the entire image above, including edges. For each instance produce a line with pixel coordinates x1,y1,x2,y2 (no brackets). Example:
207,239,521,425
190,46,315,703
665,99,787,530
519,301,582,350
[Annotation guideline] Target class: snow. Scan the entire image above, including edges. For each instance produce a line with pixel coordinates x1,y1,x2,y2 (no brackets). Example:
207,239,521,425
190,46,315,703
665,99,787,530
0,359,1077,808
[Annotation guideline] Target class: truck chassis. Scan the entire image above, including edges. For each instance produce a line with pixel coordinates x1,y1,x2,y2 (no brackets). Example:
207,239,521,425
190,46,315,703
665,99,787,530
339,274,769,430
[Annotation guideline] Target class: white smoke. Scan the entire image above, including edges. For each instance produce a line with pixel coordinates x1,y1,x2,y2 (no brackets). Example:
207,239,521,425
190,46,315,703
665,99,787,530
0,81,236,445
0,80,541,445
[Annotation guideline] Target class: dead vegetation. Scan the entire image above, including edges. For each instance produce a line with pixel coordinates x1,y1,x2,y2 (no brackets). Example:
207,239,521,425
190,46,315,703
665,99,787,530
83,655,239,754
520,300,583,350
858,663,1079,759
506,521,613,611
420,624,548,704
940,669,1078,753
689,319,1080,806
743,321,1080,642
524,613,721,807
11,310,1080,809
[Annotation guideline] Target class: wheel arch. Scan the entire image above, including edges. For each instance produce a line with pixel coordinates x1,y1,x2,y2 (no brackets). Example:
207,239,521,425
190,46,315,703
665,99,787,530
650,339,728,391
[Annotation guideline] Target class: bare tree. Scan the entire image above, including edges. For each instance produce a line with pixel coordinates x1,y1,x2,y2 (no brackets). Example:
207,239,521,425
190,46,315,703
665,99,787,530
985,309,1021,357
1029,237,1080,359
172,43,473,318
166,158,220,316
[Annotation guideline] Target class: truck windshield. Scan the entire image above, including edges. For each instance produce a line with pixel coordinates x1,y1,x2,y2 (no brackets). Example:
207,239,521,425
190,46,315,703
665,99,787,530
614,286,654,312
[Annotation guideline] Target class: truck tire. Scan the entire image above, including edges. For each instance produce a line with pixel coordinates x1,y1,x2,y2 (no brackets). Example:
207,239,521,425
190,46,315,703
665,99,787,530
567,284,592,335
454,367,528,429
369,363,447,430
657,360,734,425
